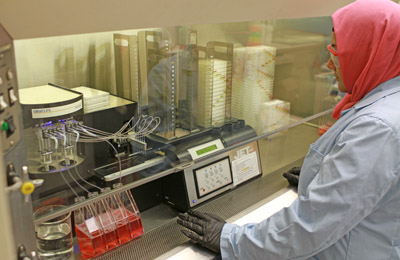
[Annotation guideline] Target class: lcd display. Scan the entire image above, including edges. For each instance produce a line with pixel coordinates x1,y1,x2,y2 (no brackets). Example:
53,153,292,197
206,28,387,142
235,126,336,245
196,144,218,156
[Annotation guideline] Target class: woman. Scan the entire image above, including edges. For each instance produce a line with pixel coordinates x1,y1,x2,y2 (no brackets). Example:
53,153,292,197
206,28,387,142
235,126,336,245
178,0,400,259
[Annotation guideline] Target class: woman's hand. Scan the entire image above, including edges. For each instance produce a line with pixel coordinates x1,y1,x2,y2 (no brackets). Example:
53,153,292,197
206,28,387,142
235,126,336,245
283,167,301,187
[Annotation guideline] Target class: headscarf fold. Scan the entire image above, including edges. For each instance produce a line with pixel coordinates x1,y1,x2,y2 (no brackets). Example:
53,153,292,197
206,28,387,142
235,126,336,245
332,0,400,119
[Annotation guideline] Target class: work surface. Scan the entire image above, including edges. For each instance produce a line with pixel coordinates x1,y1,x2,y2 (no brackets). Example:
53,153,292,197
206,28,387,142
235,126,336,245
93,163,299,260
157,189,298,260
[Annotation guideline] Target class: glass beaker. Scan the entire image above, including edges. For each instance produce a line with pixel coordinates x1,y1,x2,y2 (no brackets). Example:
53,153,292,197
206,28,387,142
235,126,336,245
33,205,73,260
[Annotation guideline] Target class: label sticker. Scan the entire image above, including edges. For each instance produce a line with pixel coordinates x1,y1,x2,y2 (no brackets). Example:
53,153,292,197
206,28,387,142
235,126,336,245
232,151,260,185
31,100,82,119
85,217,99,234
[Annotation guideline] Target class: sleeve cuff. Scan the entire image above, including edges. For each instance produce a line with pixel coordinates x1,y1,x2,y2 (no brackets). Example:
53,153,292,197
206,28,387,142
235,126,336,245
220,223,238,259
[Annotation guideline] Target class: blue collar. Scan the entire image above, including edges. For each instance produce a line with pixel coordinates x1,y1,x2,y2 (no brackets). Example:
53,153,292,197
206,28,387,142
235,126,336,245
341,76,400,116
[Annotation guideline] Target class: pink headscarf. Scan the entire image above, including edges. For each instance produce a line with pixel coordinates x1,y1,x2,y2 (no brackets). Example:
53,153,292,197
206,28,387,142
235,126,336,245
332,0,400,119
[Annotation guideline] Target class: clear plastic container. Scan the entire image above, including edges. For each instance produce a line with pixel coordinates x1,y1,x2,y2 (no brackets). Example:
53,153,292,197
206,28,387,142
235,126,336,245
88,192,119,250
73,196,106,259
102,188,131,244
113,183,144,239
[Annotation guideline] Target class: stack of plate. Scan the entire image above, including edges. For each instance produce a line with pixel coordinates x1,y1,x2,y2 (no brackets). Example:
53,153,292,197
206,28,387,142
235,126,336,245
72,86,110,114
198,59,230,127
259,99,290,136
231,45,277,134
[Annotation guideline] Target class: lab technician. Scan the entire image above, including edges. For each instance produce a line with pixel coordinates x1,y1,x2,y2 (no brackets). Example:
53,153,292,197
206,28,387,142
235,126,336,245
177,0,400,258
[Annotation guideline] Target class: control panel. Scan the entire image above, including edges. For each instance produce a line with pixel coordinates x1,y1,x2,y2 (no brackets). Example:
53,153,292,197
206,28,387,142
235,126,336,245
194,158,232,198
181,141,261,209
0,42,21,152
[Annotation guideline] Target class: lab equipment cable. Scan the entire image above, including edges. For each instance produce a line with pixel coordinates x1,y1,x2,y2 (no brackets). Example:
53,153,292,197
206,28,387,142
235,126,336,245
75,117,135,142
78,127,124,184
66,167,89,193
60,171,79,198
74,116,160,143
47,126,103,194
63,133,91,193
106,139,123,184
55,116,161,185
50,133,79,198
71,130,104,192
56,131,91,194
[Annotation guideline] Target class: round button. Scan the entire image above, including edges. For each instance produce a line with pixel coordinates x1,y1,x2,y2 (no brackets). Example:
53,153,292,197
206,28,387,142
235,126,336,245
6,70,13,80
21,182,35,195
1,122,9,131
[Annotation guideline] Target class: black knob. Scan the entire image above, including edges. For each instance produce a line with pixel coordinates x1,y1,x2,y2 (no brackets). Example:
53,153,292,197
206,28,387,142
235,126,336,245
211,127,222,135
232,121,240,131
5,116,16,137
221,124,230,132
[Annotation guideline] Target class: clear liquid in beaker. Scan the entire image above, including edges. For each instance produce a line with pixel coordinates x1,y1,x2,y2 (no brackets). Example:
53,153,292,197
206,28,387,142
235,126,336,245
34,205,73,260
36,220,73,260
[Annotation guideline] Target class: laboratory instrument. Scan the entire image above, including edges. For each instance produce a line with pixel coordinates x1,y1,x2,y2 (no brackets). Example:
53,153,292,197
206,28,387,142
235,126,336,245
0,1,348,256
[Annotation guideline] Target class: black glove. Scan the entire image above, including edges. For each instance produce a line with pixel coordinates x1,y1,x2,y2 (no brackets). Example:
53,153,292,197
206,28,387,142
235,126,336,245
177,210,226,253
283,166,301,187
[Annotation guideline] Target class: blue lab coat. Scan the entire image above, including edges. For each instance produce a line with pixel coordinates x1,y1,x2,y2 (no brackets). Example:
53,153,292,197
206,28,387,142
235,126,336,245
220,76,400,259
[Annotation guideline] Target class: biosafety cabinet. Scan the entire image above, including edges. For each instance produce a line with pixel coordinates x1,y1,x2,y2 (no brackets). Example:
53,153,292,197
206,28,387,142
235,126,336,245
0,1,353,259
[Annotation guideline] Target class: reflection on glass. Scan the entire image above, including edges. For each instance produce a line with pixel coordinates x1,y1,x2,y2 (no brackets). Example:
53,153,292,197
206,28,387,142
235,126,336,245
15,16,334,234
